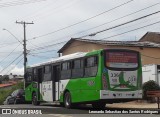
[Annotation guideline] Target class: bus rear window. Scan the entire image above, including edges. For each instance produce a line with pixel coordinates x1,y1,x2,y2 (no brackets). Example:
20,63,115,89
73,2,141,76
106,51,138,69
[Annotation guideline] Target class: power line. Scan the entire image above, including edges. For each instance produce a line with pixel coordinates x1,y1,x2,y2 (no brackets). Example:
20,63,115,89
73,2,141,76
30,48,57,54
0,44,21,65
0,41,18,46
31,20,160,54
80,10,160,38
0,44,17,49
21,0,62,20
28,11,160,52
0,0,47,8
73,1,160,37
28,53,53,59
4,56,23,75
0,51,22,54
100,20,160,40
0,53,23,74
29,0,134,40
27,2,160,50
25,0,80,21
29,40,67,51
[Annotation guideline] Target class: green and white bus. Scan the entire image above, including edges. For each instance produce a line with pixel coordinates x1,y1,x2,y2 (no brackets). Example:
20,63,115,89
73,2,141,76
25,49,142,109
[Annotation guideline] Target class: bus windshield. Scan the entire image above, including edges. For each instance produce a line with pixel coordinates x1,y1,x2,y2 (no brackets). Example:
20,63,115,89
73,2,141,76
105,51,138,69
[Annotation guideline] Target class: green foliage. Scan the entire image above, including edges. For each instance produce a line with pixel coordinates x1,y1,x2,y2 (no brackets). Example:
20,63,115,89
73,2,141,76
0,82,24,105
15,82,24,89
142,80,160,100
1,75,9,81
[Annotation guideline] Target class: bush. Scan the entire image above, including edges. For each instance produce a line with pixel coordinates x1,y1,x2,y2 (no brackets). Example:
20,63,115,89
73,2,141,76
142,80,160,100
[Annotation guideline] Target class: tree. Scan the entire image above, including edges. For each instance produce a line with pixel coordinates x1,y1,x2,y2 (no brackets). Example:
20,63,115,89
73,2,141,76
2,75,9,81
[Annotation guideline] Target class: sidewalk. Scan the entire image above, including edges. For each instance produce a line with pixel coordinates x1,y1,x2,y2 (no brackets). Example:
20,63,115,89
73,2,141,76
107,101,158,109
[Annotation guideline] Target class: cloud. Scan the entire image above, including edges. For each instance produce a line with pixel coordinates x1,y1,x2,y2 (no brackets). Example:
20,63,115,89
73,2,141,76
0,65,24,75
0,0,160,68
10,66,24,75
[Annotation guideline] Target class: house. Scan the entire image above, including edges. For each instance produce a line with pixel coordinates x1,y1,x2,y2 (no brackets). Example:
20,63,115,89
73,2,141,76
139,32,160,43
58,37,160,65
12,76,24,82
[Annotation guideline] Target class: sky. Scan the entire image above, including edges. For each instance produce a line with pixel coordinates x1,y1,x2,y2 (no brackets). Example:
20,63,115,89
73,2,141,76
0,0,160,75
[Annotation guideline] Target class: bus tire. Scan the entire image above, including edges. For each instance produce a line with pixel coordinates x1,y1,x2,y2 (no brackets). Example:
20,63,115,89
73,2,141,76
64,92,72,109
92,102,106,109
32,93,40,106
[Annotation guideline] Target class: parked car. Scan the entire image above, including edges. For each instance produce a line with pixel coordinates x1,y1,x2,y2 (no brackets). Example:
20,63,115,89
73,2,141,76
3,89,25,105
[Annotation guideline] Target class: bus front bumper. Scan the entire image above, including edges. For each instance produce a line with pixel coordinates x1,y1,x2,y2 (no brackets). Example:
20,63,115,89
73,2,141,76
100,90,142,99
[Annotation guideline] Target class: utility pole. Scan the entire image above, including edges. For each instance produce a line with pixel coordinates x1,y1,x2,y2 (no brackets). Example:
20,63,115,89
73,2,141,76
16,21,34,79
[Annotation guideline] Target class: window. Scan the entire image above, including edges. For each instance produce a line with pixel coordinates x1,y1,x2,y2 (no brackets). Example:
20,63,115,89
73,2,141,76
26,73,32,82
84,56,98,77
44,65,51,73
53,65,60,82
33,68,37,81
26,68,32,82
43,65,51,81
72,59,84,78
37,68,43,83
62,62,70,70
27,68,32,73
34,68,37,74
72,60,81,69
61,62,71,80
85,56,98,67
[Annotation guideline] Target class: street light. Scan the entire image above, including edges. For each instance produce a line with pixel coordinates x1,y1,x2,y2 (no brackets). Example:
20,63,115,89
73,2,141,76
3,28,22,44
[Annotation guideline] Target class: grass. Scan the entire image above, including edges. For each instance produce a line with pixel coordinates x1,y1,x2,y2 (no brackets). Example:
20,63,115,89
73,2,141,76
0,82,24,105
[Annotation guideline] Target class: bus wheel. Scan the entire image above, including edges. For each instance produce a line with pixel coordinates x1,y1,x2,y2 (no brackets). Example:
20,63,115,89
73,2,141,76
32,93,40,106
92,102,106,109
64,92,72,109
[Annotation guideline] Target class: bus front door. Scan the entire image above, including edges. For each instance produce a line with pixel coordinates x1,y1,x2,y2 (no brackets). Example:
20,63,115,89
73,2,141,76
37,68,43,101
52,65,60,101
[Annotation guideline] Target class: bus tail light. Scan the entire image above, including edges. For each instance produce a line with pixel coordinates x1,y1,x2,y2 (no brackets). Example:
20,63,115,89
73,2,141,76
102,74,108,90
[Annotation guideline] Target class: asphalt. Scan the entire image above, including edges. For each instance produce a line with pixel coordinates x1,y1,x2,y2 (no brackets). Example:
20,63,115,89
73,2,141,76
107,100,159,109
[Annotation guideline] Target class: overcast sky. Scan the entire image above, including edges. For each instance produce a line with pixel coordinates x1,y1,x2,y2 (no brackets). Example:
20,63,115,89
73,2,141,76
0,0,160,75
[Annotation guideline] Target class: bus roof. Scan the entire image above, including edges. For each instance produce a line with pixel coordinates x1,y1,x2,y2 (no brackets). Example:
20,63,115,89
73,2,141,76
30,52,87,68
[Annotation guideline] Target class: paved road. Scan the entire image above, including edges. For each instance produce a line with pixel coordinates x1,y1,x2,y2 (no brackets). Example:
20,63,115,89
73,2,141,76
0,104,159,117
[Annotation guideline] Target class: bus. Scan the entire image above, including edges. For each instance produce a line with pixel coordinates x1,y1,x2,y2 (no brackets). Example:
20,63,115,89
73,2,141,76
25,49,142,109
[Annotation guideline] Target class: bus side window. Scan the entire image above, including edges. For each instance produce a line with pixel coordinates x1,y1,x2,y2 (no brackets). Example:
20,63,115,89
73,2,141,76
43,65,51,81
84,56,98,77
61,62,71,80
26,68,33,82
71,59,84,78
53,65,60,82
33,68,37,81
